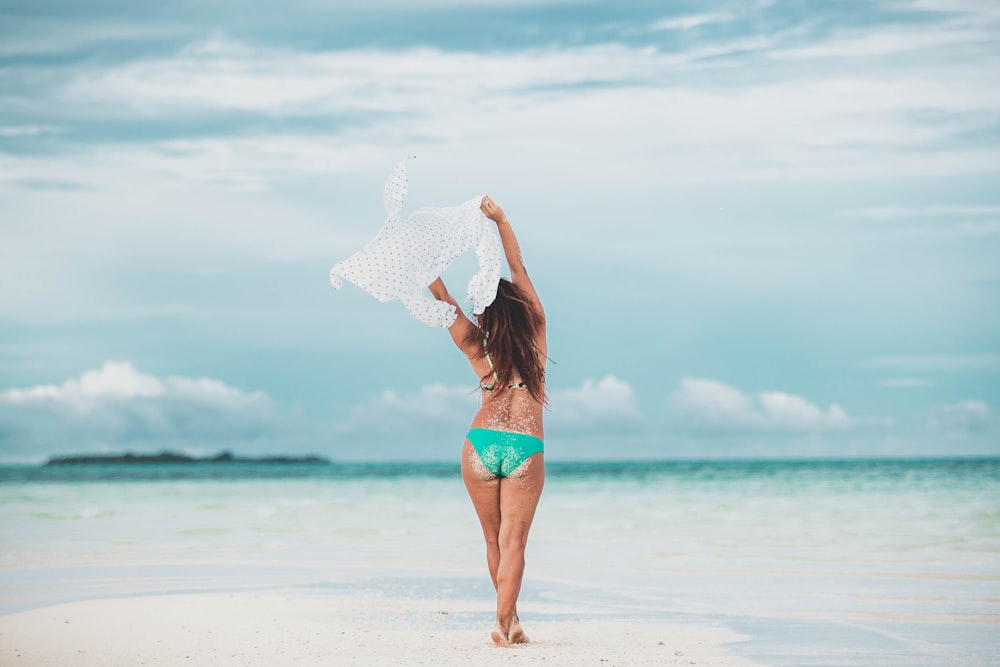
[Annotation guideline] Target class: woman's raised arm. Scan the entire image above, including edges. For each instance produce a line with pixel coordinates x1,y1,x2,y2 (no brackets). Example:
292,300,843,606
428,277,478,355
480,196,544,319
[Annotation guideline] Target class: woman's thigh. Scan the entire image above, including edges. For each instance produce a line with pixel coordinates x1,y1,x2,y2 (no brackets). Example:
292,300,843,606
499,453,545,543
462,440,501,536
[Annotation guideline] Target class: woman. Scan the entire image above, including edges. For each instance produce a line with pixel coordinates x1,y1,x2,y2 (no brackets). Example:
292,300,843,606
427,195,546,647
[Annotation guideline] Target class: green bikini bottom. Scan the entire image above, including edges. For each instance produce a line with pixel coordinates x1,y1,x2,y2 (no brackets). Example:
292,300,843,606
466,428,544,477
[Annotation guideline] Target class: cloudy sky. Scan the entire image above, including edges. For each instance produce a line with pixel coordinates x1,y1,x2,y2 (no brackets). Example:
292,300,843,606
1,0,998,462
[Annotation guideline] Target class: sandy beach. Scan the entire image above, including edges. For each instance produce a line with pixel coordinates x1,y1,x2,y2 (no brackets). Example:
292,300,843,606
0,590,760,666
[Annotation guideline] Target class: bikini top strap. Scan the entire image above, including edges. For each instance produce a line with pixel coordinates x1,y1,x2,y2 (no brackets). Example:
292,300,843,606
483,338,499,386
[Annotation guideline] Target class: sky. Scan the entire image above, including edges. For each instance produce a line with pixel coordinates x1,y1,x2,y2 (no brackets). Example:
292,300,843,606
1,0,998,463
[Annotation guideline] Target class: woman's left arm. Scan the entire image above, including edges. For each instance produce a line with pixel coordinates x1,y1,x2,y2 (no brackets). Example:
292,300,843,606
428,278,478,355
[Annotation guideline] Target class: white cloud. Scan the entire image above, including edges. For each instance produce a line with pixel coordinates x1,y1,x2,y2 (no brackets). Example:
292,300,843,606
758,391,851,430
900,0,1000,16
32,32,997,190
1,25,997,305
51,34,997,134
335,375,644,449
665,377,886,432
766,24,991,60
336,383,480,438
0,361,267,414
61,39,661,117
0,125,61,137
0,362,276,460
651,13,736,31
666,378,756,431
548,375,643,431
0,21,189,57
928,400,992,431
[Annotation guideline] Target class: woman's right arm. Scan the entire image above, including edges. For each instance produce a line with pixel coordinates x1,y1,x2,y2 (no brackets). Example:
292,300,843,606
428,277,480,356
480,195,545,320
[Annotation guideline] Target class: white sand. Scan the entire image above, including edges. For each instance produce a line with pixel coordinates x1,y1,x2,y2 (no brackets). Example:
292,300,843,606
0,591,763,666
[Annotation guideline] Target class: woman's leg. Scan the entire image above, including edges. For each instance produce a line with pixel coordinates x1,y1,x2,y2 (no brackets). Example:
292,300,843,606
463,440,545,645
462,440,502,590
495,453,545,644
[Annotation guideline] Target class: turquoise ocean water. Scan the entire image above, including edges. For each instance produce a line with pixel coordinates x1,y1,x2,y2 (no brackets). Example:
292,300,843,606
1,458,998,665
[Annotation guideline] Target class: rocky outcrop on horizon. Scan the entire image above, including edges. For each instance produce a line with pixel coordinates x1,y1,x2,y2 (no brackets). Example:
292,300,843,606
43,450,330,466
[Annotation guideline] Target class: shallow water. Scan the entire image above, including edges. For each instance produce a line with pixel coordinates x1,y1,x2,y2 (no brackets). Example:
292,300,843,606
1,459,998,665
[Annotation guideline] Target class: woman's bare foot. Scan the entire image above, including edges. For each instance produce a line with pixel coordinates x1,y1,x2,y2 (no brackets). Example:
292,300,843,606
491,623,510,647
491,613,528,647
508,612,529,645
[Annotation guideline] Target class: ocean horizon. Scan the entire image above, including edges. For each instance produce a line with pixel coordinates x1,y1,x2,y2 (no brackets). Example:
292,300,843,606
0,450,1000,483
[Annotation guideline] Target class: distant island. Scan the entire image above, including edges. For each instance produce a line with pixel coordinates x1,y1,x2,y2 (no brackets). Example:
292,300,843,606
44,450,330,466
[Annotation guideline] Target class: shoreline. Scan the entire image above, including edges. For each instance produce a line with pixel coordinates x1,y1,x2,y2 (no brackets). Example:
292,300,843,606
0,589,761,666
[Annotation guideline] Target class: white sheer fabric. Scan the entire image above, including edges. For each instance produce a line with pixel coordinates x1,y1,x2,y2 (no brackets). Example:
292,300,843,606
330,157,502,328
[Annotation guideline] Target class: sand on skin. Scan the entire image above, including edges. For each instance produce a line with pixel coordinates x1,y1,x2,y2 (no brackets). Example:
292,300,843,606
0,591,763,666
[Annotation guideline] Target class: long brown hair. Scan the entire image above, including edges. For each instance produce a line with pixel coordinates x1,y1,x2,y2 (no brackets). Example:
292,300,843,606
465,278,547,404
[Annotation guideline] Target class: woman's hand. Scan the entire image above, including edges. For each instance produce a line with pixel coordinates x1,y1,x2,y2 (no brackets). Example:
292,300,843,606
480,195,508,224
